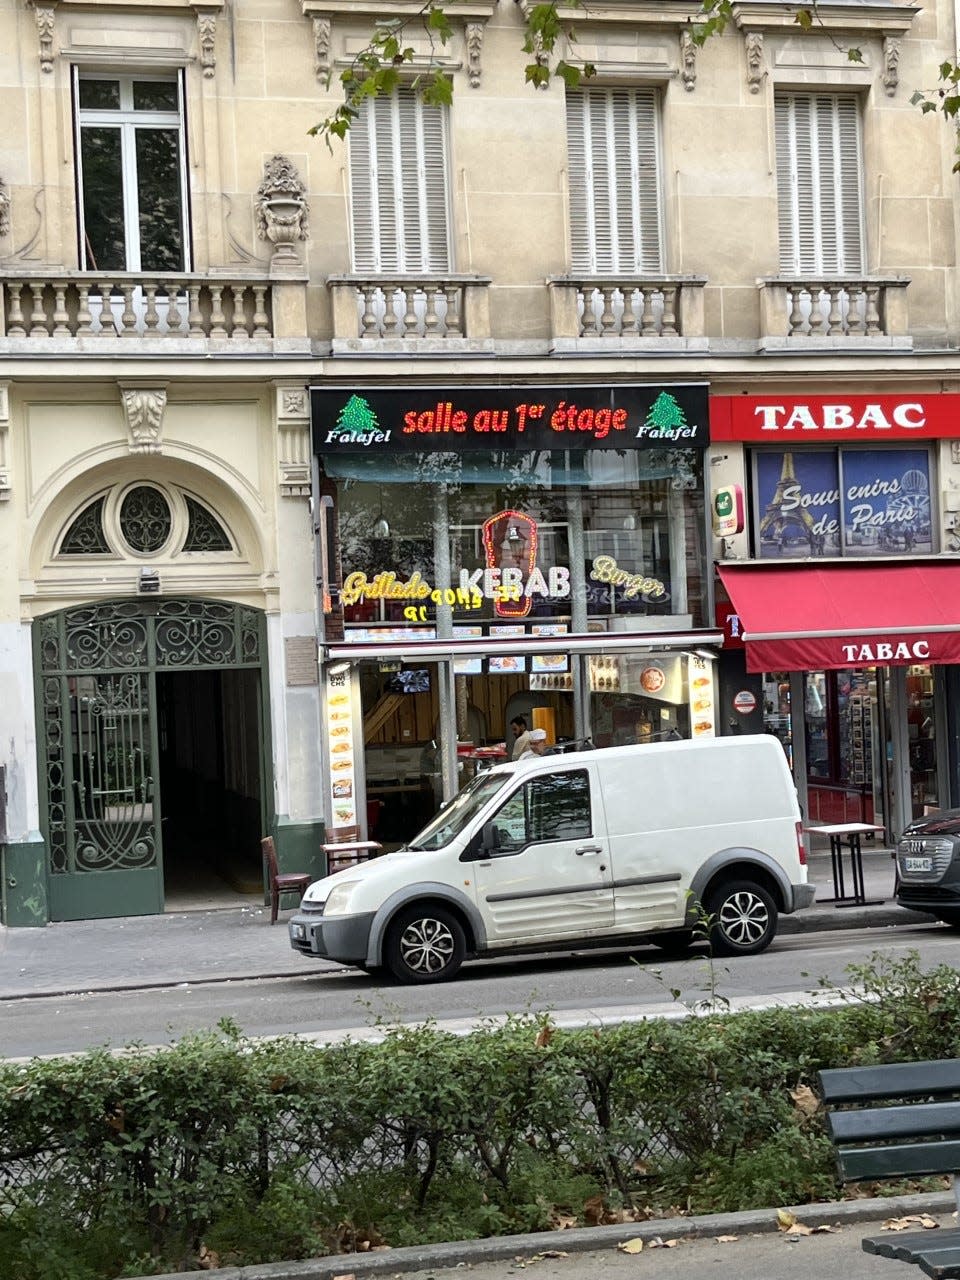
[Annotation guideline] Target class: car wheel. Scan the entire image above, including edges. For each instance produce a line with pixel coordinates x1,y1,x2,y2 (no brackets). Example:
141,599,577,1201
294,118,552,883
705,880,778,957
384,904,466,984
649,929,697,957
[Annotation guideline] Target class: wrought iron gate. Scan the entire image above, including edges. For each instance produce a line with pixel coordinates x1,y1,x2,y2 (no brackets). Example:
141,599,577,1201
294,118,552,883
35,598,265,921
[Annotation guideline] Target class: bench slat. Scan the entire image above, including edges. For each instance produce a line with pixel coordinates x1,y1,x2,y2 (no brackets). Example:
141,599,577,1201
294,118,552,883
838,1138,960,1181
819,1060,960,1104
863,1230,960,1263
918,1248,960,1280
830,1101,960,1143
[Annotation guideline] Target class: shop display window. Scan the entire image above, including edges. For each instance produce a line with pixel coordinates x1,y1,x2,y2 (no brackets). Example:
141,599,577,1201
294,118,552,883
324,449,707,632
752,447,935,558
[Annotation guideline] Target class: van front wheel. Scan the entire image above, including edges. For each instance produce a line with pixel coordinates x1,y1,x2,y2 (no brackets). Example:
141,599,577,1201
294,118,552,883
384,905,466,983
706,880,777,957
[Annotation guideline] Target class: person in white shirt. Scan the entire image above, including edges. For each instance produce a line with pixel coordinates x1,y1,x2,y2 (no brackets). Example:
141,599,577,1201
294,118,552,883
519,728,548,759
510,715,531,760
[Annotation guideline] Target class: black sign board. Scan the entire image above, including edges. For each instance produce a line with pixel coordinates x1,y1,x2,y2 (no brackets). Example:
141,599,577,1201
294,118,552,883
311,384,709,453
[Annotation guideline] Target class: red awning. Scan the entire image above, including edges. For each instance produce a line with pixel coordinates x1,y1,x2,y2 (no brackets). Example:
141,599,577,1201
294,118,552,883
717,561,960,672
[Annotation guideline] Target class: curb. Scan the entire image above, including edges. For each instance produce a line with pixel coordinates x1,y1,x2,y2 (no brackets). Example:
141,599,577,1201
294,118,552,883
779,904,933,934
122,1190,958,1280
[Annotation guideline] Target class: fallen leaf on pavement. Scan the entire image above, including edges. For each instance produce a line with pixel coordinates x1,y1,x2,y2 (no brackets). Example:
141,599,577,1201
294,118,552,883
777,1209,797,1230
883,1216,940,1232
618,1238,644,1253
715,1234,739,1243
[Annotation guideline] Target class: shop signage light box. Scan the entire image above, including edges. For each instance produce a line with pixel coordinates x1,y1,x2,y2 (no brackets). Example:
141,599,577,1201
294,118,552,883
311,384,709,453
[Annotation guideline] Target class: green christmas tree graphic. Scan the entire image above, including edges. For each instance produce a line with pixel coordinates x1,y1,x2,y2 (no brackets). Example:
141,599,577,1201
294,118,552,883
335,394,380,436
644,391,688,432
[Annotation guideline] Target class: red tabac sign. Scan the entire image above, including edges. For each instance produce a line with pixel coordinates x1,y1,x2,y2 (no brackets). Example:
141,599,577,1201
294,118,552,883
711,394,960,442
744,632,960,674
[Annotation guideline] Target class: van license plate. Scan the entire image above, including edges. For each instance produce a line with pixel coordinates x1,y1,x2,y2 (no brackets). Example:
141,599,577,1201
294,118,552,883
904,856,933,872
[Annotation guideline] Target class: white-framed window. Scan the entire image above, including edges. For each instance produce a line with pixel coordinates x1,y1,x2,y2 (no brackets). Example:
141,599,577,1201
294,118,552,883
775,92,864,275
74,71,190,272
565,86,664,274
348,87,451,273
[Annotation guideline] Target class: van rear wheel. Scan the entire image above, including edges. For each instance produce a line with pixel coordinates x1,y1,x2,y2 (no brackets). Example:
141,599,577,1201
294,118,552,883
706,880,777,957
384,905,466,983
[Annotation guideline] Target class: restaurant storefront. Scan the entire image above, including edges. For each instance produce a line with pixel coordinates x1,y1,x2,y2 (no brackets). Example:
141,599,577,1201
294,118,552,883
312,383,721,846
711,392,960,841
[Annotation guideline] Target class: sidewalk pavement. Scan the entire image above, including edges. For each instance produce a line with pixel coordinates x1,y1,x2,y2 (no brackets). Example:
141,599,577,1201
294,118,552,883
126,1191,959,1280
0,845,935,1002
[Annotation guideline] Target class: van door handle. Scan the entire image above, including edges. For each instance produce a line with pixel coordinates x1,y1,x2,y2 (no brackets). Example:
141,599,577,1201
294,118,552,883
575,845,602,856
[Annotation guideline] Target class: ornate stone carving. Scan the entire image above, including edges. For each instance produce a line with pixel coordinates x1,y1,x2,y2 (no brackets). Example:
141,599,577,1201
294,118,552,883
0,178,9,239
313,16,331,82
275,383,311,497
197,12,217,77
745,31,765,94
466,22,484,88
679,28,696,92
256,155,309,272
120,385,168,455
883,36,900,96
31,4,56,74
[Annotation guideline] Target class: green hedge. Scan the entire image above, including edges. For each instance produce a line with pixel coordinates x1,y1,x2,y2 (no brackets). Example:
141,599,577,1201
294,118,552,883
2,951,960,1279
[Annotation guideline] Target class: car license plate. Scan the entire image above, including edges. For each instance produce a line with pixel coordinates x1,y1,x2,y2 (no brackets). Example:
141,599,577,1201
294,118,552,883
904,856,933,873
291,923,306,939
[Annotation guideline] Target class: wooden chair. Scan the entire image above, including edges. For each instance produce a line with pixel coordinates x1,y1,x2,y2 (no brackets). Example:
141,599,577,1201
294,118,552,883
322,824,383,875
261,835,311,925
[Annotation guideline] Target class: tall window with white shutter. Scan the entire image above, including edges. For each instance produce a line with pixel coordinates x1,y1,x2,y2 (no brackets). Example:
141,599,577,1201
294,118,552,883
348,88,451,273
775,93,864,274
565,87,663,273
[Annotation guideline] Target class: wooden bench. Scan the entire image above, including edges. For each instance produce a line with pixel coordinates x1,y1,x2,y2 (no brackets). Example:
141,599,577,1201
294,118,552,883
819,1058,960,1279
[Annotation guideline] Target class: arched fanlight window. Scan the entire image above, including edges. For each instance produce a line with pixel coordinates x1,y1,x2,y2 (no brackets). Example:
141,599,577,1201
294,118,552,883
183,496,232,551
60,497,111,555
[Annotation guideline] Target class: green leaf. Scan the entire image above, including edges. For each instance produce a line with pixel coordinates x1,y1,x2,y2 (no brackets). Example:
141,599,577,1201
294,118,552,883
794,8,813,30
847,47,864,64
555,60,582,89
427,6,454,40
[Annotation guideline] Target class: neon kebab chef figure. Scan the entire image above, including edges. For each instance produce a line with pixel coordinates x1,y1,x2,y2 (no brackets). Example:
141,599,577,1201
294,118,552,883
481,510,538,620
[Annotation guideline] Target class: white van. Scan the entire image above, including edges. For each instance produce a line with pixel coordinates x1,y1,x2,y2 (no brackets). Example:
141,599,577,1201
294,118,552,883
289,735,814,984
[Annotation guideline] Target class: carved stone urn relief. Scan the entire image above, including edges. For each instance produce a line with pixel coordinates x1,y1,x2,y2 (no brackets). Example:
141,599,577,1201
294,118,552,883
255,155,309,273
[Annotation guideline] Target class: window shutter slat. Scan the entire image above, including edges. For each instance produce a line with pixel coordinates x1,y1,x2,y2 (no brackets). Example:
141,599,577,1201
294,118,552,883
349,88,450,273
776,91,864,274
566,86,663,274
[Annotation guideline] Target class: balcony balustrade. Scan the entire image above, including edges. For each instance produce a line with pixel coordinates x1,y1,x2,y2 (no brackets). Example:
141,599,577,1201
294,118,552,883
327,274,493,352
548,276,707,351
0,271,310,352
759,277,912,349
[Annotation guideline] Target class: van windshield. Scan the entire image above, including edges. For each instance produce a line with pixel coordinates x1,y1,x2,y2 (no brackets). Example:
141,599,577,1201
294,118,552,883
406,771,512,851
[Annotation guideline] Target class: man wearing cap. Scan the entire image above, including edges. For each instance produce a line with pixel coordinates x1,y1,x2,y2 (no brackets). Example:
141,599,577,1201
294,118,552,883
519,728,548,758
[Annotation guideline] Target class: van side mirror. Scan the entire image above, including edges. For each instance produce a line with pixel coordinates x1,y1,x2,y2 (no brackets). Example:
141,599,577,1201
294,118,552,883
480,820,502,858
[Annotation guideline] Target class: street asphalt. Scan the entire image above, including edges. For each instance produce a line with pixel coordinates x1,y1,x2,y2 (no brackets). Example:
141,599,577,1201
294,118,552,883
0,845,932,1001
3,842,955,1280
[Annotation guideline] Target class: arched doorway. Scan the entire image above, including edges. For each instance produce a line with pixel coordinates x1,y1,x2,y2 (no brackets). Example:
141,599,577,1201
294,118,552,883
35,597,270,921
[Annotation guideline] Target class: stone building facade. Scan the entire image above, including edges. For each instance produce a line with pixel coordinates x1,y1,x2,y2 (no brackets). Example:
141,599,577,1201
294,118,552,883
1,0,958,923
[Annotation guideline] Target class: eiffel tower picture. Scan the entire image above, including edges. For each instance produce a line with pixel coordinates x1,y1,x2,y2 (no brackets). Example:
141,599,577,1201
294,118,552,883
758,452,820,555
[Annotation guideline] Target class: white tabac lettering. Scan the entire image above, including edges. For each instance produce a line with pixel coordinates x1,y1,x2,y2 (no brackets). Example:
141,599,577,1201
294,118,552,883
753,402,927,432
894,404,926,428
840,639,932,663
